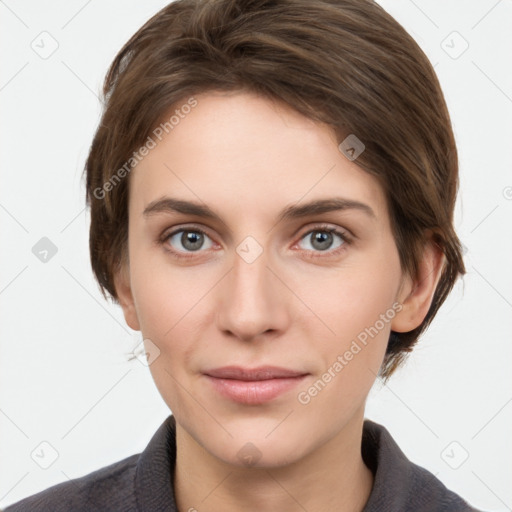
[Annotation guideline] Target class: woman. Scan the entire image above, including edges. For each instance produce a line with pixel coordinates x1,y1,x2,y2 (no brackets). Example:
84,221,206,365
4,0,483,510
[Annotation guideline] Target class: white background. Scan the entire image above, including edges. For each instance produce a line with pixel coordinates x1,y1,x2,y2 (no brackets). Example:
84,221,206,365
0,1,511,510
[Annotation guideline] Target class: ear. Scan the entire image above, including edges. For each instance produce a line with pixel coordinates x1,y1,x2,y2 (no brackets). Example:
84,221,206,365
113,261,141,331
391,234,445,333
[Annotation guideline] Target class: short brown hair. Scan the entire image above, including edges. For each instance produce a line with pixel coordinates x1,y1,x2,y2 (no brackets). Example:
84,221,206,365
85,0,466,381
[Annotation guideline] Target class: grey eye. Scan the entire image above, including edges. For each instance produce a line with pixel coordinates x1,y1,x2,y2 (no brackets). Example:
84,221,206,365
298,230,345,252
168,230,213,252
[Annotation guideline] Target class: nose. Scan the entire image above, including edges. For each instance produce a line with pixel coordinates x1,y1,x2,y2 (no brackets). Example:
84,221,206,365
216,244,290,342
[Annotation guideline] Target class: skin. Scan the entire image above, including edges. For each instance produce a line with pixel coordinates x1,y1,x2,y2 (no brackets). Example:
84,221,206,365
115,90,444,511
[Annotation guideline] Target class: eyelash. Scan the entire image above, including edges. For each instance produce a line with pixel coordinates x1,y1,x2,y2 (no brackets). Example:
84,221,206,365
159,224,352,260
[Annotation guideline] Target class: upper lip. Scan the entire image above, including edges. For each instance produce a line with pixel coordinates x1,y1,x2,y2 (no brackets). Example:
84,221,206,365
204,366,308,381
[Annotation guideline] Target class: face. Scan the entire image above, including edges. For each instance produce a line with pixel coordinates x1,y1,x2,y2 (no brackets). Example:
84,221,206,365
118,90,410,467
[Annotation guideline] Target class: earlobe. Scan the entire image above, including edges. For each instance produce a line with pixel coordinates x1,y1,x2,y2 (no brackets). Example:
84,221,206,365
113,263,141,331
391,237,445,333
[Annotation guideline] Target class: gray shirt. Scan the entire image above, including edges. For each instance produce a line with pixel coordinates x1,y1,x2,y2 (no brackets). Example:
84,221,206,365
3,415,483,511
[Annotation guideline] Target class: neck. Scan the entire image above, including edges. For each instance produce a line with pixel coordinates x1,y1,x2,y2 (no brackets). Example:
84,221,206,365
173,411,374,512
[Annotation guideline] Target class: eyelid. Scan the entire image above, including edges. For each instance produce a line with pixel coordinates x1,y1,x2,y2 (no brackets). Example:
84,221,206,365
295,222,352,241
159,224,219,257
292,223,352,254
159,222,353,258
160,223,215,242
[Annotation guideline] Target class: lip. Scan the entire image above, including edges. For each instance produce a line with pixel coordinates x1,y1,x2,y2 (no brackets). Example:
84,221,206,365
204,366,309,405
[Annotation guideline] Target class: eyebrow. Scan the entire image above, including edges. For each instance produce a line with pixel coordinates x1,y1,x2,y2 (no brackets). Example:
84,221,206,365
143,196,376,222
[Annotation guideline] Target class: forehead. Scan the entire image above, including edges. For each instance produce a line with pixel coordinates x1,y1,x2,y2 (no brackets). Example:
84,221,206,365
129,91,388,224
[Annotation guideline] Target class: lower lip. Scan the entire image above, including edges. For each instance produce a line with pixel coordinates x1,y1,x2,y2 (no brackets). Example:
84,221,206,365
205,375,308,405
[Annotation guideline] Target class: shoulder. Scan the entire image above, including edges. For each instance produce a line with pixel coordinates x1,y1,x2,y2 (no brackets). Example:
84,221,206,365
3,415,178,512
406,461,482,512
2,454,139,512
362,419,485,512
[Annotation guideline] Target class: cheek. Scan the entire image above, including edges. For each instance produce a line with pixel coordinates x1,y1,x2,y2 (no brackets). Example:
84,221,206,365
294,276,396,418
129,250,219,392
296,262,400,339
129,253,209,415
293,249,401,382
130,243,209,335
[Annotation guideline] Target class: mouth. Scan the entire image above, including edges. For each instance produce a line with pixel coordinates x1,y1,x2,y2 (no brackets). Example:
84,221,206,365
203,366,309,405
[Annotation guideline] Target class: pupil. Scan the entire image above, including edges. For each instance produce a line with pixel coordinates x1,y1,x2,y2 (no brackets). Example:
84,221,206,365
312,231,332,251
182,231,203,251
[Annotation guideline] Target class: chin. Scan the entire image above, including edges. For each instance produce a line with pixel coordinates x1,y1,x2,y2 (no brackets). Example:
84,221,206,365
201,423,312,469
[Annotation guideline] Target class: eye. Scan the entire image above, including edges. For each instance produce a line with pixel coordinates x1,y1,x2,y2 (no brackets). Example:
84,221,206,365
296,226,350,255
163,228,215,255
160,224,350,259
